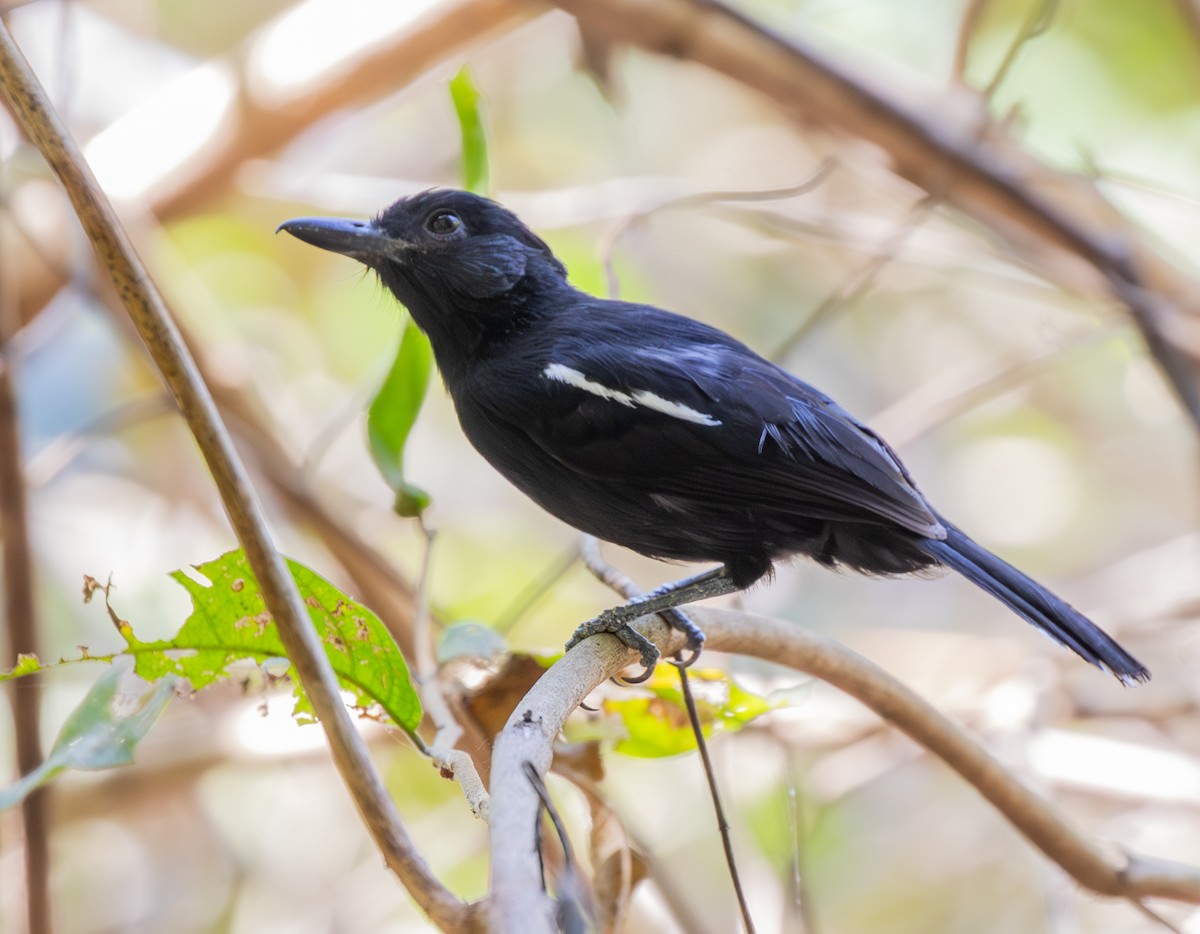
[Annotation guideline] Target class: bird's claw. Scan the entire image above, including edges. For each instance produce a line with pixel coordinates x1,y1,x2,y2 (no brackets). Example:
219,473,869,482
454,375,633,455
566,603,706,677
566,613,662,671
613,664,655,685
670,644,703,669
662,607,705,664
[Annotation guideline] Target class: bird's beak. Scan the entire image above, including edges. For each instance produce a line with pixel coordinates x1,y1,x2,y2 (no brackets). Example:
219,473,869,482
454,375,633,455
276,216,407,259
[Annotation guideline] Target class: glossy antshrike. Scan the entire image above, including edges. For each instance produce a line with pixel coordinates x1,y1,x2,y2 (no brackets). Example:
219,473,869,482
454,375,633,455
279,189,1148,684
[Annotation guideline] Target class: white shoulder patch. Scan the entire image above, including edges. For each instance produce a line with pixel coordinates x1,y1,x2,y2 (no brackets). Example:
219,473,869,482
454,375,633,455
542,363,721,426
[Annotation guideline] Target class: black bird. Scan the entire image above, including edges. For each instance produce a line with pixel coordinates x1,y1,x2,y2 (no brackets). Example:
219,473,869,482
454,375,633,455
279,189,1148,684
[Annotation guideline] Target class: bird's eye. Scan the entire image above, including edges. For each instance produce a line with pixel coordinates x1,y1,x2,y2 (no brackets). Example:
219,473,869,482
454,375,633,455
425,211,463,236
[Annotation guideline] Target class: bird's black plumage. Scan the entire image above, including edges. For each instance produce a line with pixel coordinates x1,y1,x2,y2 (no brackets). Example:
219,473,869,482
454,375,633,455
279,189,1149,684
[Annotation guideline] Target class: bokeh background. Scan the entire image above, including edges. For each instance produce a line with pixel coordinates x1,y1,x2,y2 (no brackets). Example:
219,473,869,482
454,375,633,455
1,0,1198,931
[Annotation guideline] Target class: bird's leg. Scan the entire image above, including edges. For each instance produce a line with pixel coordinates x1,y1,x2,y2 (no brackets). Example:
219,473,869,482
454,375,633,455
566,566,739,669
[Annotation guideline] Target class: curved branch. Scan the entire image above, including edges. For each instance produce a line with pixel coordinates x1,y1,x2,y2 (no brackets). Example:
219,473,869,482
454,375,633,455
0,24,473,932
548,0,1200,428
487,608,1200,931
698,608,1199,903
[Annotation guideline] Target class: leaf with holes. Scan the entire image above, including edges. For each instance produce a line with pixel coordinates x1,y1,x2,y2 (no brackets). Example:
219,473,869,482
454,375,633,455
133,549,421,735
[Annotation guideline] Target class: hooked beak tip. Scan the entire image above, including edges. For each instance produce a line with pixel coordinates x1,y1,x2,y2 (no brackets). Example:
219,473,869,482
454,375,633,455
277,216,397,259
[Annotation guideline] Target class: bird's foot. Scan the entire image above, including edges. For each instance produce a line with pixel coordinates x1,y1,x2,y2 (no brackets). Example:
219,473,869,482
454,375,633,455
565,601,707,675
664,608,705,668
566,609,661,671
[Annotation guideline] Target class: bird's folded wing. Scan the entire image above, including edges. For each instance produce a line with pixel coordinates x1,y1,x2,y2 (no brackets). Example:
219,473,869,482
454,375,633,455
491,341,942,538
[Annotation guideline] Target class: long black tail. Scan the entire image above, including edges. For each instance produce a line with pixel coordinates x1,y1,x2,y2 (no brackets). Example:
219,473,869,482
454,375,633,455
920,521,1149,684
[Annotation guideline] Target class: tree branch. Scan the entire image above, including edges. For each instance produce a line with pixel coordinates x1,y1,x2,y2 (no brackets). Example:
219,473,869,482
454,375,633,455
547,0,1200,430
487,603,1200,931
0,266,49,934
0,23,474,932
9,0,536,327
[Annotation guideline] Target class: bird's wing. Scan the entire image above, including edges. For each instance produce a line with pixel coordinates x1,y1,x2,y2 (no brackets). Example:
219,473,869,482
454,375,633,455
481,325,942,538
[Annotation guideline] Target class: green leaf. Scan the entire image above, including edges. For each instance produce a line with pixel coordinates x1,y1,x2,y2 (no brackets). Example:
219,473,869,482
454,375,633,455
436,621,507,664
606,667,776,758
0,664,175,809
449,65,489,195
2,653,43,679
142,550,422,734
366,315,434,517
1,554,423,737
360,66,491,517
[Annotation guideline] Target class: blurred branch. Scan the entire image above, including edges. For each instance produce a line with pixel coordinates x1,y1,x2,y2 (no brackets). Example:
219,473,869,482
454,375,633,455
1170,0,1200,50
0,24,474,932
696,607,1200,905
0,241,49,934
869,322,1117,448
978,0,1058,99
486,550,1200,929
549,0,1200,431
597,169,836,300
9,0,536,326
952,0,991,87
773,194,937,358
775,0,1054,357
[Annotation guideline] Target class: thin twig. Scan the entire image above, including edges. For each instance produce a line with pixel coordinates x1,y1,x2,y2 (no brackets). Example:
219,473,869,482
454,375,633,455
577,536,757,928
868,323,1118,448
783,753,819,934
676,662,757,934
981,0,1058,99
0,25,473,931
952,0,991,87
413,520,439,681
409,523,492,818
493,542,582,636
598,169,836,300
772,195,937,360
1131,901,1185,934
523,760,595,932
25,391,175,488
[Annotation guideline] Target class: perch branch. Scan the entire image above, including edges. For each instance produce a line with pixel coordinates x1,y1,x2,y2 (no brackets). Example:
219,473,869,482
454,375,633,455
486,552,1200,931
0,24,473,932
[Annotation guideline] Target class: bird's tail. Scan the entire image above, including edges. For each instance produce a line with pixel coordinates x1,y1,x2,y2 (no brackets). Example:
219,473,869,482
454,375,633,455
920,521,1149,684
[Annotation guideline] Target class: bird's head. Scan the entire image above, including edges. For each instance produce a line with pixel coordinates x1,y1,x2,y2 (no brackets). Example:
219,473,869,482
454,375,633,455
278,189,568,364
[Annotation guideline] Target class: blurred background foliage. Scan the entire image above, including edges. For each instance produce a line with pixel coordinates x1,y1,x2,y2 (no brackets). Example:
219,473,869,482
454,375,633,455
1,0,1198,931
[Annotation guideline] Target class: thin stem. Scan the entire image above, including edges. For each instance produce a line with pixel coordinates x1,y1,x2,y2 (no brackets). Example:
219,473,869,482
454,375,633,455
493,543,581,636
0,23,470,931
676,661,757,934
773,195,937,360
0,256,49,934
